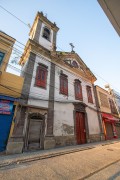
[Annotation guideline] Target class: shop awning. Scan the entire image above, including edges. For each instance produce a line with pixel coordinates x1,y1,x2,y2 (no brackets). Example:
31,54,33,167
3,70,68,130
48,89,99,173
102,113,119,123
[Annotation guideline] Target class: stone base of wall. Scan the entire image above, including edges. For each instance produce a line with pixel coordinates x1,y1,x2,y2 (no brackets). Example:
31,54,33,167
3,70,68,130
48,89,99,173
54,135,76,147
89,134,105,143
44,136,56,150
6,137,24,154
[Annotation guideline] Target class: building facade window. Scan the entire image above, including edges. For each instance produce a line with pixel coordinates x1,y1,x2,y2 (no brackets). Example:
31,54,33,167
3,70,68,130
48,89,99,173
35,64,48,88
0,52,5,65
42,26,50,41
72,61,79,68
74,79,83,100
99,92,109,108
109,99,118,114
60,74,68,96
86,86,93,103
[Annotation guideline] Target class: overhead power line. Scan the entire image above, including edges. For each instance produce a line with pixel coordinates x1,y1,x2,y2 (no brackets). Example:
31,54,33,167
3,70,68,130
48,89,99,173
0,5,120,92
0,83,98,113
0,5,30,28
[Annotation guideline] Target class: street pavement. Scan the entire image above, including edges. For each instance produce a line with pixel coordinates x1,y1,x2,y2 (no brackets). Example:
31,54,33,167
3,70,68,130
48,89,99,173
0,140,120,179
86,161,120,180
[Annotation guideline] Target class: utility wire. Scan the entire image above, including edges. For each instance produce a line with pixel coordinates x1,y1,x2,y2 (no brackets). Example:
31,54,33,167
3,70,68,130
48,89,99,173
0,40,93,88
0,5,30,28
2,61,94,103
0,5,120,92
0,83,98,114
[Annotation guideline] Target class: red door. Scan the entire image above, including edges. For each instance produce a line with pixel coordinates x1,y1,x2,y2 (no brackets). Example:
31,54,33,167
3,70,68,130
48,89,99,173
76,112,86,144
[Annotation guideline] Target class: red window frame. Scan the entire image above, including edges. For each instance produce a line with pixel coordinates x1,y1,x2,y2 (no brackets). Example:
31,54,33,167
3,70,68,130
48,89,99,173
60,74,68,95
74,80,83,100
35,65,48,88
86,86,93,103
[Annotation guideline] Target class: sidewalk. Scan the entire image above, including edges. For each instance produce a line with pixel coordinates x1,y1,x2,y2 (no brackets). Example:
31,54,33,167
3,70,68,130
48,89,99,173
0,139,120,169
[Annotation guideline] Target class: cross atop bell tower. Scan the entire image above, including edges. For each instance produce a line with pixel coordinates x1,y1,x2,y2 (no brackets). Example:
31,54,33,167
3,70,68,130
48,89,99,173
29,12,59,51
69,43,75,53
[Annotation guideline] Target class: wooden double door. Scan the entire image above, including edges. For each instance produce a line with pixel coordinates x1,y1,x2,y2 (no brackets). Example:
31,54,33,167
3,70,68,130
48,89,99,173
27,117,45,150
76,112,86,144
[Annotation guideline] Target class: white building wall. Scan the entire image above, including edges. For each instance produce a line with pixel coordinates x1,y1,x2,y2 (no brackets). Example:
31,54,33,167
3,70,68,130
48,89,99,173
28,55,51,108
39,23,53,51
54,65,100,136
86,107,100,134
54,102,74,136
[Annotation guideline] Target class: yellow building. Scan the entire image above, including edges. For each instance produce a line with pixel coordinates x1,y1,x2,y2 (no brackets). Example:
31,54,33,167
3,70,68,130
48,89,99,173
0,31,24,152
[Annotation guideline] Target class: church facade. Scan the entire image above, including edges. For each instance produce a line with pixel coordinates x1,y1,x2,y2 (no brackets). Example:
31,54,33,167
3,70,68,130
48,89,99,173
7,12,102,153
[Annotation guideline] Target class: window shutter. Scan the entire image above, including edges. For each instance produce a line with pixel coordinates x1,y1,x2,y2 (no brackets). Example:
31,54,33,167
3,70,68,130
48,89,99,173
64,78,68,95
36,66,41,86
40,69,47,88
75,80,83,100
80,83,83,100
35,65,47,88
60,76,63,93
86,86,93,103
60,74,68,95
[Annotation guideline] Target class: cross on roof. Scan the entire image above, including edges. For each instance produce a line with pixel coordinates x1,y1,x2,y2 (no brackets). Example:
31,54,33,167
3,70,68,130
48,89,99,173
69,43,75,52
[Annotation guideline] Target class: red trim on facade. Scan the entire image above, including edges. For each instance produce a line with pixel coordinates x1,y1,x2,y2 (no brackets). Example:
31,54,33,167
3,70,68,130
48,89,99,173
35,65,48,88
86,86,93,103
74,80,83,101
102,113,119,140
102,113,119,123
60,74,68,96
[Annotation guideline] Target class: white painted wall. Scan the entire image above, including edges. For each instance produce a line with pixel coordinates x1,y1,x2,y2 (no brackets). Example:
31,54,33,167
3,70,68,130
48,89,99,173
54,65,96,107
28,55,51,108
54,102,74,136
86,107,100,134
54,65,100,136
39,23,53,51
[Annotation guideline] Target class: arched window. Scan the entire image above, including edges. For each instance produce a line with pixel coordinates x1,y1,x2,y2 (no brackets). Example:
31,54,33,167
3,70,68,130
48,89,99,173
72,61,79,68
74,80,83,100
42,26,50,41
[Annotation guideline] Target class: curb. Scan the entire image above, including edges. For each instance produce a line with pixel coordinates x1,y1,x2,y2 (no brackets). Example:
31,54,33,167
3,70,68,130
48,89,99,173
0,146,95,169
0,139,119,170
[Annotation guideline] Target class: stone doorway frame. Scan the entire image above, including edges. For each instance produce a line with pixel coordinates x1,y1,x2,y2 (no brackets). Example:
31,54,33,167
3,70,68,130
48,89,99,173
24,113,45,151
73,102,90,144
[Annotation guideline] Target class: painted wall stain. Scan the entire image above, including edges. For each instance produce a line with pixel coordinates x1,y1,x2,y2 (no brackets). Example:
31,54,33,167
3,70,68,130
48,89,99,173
62,124,74,134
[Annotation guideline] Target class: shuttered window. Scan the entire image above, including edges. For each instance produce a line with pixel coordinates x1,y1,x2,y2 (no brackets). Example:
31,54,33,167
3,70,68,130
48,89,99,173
74,80,83,100
60,74,68,95
99,92,109,108
86,86,93,103
35,64,48,88
109,99,118,114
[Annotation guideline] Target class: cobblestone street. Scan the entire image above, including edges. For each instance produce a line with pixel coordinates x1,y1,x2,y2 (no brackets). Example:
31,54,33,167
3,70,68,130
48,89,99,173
0,141,120,179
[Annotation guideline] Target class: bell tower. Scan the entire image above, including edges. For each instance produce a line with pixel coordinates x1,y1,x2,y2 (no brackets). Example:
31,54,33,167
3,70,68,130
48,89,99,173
29,12,59,51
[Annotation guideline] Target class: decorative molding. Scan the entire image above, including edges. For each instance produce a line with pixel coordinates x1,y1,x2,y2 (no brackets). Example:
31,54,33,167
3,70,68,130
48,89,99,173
73,102,87,112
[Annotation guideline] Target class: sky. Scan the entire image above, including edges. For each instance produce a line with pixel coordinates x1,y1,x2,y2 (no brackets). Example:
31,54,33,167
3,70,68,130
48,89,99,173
0,0,120,92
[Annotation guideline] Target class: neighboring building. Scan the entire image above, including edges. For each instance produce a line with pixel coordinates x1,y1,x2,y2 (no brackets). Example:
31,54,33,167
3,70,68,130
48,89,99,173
9,12,101,154
95,86,120,140
0,31,24,152
98,0,120,36
111,90,120,116
107,88,120,138
111,90,120,138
